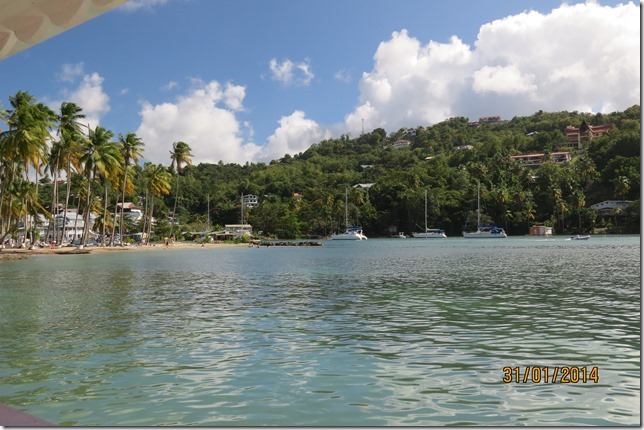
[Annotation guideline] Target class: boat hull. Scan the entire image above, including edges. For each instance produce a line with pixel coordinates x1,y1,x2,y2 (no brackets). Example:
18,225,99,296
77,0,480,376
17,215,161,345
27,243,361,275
570,235,590,240
330,226,367,240
330,232,367,240
462,229,507,238
412,232,447,238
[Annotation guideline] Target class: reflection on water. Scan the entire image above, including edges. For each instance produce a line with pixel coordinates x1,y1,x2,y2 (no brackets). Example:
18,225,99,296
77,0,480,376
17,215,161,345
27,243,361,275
0,236,640,426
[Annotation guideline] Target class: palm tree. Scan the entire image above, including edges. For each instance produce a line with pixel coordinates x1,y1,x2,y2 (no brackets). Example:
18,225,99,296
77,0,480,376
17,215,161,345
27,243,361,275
169,141,193,236
77,126,122,247
143,162,172,243
56,102,85,244
47,102,85,245
116,133,144,246
0,91,55,248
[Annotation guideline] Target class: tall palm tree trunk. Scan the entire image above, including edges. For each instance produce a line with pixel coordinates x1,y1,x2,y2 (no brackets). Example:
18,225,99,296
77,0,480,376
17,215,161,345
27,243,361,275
61,156,73,246
80,174,93,247
119,167,129,246
101,183,109,245
141,188,149,245
171,176,180,237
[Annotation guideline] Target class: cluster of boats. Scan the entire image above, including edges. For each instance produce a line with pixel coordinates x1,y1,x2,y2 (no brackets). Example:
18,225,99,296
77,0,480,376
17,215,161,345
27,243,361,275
329,184,591,241
331,186,507,240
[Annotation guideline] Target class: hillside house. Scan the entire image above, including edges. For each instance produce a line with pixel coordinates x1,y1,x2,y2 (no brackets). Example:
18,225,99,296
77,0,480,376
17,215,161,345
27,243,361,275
564,123,612,149
393,139,411,150
510,152,572,167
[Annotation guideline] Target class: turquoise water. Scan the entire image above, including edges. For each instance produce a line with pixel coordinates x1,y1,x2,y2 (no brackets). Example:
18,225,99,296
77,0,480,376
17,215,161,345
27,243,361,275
0,235,640,426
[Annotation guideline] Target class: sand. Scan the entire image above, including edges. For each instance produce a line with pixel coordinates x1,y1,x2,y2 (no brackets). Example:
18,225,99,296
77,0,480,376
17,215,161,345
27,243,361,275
0,241,247,260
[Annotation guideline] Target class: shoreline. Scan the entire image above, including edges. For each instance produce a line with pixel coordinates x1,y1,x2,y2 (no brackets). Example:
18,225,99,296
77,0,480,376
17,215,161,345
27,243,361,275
0,242,248,260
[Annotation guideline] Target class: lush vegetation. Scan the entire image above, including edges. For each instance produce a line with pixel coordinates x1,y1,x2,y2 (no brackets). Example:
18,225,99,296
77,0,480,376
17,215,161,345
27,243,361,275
0,90,639,246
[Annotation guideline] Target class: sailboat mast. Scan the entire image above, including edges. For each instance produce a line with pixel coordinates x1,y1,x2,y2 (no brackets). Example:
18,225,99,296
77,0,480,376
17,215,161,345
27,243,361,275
424,189,428,232
241,193,244,225
477,181,481,226
345,188,349,228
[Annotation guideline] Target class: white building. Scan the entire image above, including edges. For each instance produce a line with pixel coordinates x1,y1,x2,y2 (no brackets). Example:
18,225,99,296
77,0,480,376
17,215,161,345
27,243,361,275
115,202,143,223
590,200,632,214
46,209,97,244
242,195,259,208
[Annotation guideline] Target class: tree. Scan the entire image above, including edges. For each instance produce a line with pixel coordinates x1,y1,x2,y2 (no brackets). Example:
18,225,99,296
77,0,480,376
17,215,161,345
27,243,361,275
143,162,172,243
78,126,121,247
169,141,193,234
0,91,55,248
55,102,85,245
117,133,144,245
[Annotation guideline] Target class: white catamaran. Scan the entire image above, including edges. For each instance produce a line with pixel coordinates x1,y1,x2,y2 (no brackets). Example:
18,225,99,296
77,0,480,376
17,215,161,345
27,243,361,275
462,182,507,238
331,188,367,240
412,189,446,238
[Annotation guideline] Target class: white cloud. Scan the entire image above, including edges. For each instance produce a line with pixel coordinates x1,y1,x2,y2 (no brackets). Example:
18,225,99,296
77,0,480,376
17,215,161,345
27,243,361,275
269,58,314,86
472,65,537,95
162,81,179,91
339,1,639,136
345,30,472,132
52,64,110,130
59,62,84,83
126,2,639,165
258,111,331,162
136,80,262,165
334,69,352,83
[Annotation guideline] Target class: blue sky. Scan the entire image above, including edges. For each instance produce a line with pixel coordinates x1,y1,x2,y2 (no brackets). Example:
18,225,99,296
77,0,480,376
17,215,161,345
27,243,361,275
0,0,639,166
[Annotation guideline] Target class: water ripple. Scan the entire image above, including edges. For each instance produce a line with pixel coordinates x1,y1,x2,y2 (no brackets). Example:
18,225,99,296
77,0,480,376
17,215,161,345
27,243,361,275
0,236,639,425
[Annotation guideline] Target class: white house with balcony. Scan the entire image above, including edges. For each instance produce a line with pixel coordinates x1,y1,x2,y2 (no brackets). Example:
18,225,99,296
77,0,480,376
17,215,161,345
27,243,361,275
46,209,97,244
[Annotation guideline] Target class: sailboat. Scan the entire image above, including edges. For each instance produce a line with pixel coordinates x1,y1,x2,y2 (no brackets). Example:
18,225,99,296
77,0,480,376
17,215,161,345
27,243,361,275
412,189,446,238
330,188,367,240
462,181,507,238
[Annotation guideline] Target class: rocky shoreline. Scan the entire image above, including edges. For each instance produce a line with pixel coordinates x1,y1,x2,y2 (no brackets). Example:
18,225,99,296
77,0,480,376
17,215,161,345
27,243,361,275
257,241,323,247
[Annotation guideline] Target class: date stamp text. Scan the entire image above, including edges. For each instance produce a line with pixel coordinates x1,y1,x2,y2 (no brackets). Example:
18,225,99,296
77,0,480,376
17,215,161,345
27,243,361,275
502,366,599,383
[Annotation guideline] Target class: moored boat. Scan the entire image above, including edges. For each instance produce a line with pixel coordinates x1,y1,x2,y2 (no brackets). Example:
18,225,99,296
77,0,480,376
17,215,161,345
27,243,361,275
462,181,507,238
331,188,367,240
331,226,368,240
412,190,447,238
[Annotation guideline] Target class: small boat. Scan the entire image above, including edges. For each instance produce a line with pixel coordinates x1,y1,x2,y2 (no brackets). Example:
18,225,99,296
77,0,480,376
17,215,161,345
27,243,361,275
570,234,591,240
330,188,367,240
413,228,447,239
331,226,368,240
412,190,447,238
462,181,507,238
392,232,407,238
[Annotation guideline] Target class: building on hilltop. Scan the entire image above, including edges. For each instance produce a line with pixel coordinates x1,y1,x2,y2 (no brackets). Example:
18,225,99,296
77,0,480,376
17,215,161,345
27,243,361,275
564,122,612,149
393,139,411,150
468,116,506,127
510,152,572,167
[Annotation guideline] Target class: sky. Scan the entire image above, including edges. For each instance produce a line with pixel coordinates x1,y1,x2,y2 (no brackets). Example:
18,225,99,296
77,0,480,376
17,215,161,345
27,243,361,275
0,0,640,167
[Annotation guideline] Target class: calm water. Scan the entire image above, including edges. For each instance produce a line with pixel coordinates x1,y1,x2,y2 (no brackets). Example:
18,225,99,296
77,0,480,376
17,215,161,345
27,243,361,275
0,235,640,426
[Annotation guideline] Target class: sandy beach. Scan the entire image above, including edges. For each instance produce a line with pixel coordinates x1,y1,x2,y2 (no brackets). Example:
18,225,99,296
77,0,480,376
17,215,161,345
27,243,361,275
0,241,248,260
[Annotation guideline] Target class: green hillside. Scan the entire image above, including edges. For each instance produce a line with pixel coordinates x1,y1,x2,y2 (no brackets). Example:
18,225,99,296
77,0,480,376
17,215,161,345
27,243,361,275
1,93,639,245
